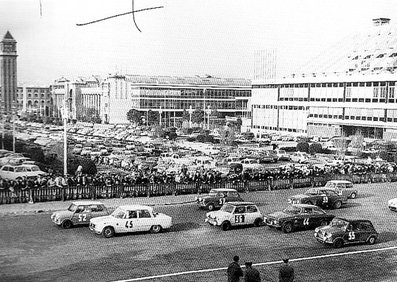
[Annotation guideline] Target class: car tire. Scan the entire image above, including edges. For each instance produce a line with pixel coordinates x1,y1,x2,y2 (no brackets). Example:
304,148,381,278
254,218,263,227
207,203,215,211
150,225,162,234
367,236,377,245
320,220,328,226
221,221,231,231
103,226,115,238
61,220,72,229
333,238,344,248
282,222,293,233
350,193,357,199
333,201,342,209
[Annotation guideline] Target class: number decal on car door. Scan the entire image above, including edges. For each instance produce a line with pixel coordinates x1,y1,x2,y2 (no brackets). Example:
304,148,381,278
348,231,355,240
235,215,245,223
78,214,87,222
219,198,226,205
303,218,310,225
323,196,328,203
125,221,133,228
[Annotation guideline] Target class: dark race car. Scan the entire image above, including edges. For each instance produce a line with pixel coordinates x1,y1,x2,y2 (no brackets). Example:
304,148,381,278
264,204,335,233
196,188,243,211
314,217,379,248
288,187,348,209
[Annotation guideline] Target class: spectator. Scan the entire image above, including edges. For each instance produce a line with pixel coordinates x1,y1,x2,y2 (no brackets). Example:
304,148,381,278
244,261,261,282
227,255,243,282
279,258,294,282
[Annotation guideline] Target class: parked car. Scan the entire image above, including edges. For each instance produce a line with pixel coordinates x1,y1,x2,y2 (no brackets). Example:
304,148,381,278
0,164,47,180
196,188,243,211
205,202,264,231
290,152,309,163
51,201,109,229
275,149,291,161
314,217,378,248
288,187,348,209
89,205,173,238
388,198,397,212
264,204,335,233
324,180,357,199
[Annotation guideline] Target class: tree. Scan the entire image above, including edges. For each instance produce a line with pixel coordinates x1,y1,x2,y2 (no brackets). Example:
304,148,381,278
126,109,142,125
191,109,204,125
182,109,189,121
236,116,242,132
350,133,365,156
296,142,309,153
309,143,323,154
219,126,236,146
147,110,159,126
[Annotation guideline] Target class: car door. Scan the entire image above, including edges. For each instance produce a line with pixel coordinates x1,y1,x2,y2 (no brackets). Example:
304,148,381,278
72,205,90,225
233,206,247,226
137,209,153,232
300,207,314,229
245,205,259,224
344,222,361,244
122,210,139,233
217,192,226,208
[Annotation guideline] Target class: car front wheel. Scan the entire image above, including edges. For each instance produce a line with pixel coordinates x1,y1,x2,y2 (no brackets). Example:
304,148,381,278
333,201,342,209
254,218,263,227
282,222,293,233
150,225,162,234
333,238,344,248
367,236,377,245
103,226,115,238
207,203,215,211
350,193,357,199
221,221,231,231
61,220,72,229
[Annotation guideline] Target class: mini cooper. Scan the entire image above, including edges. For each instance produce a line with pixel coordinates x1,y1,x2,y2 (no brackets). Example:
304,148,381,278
89,205,173,238
388,198,397,212
314,217,378,248
324,180,357,199
196,188,243,211
51,201,109,229
205,202,263,231
264,204,335,233
288,188,348,209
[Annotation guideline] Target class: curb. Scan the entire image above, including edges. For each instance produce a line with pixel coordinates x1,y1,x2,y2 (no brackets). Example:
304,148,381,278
0,200,196,217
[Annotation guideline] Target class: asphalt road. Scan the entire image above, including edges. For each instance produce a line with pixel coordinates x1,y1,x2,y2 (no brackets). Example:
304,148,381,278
1,183,397,282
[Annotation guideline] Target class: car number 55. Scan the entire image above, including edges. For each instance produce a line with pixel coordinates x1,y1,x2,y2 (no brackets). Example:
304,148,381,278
235,215,245,223
348,231,355,240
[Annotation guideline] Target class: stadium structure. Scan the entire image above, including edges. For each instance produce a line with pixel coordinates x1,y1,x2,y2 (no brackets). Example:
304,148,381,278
251,18,397,140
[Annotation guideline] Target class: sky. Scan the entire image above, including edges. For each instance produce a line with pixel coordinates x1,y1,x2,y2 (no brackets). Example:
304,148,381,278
1,0,397,85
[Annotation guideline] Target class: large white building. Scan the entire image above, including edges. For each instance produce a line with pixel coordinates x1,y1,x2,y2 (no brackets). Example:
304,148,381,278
251,18,397,140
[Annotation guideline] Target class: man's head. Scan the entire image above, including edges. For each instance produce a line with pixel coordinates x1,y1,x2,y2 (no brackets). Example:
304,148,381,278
245,261,253,268
233,256,240,262
282,258,289,263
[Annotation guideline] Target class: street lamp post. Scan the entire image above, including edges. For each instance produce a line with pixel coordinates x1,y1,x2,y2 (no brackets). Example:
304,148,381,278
202,88,206,129
206,105,211,130
12,104,16,152
159,106,163,127
188,105,194,128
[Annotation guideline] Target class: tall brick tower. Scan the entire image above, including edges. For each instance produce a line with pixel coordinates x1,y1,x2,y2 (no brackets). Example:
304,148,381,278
0,31,17,115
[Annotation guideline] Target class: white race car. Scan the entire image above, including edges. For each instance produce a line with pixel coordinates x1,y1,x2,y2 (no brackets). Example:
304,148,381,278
89,205,172,238
388,198,397,212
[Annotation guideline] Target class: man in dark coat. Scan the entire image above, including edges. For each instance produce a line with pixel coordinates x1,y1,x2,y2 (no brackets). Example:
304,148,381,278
227,255,243,282
244,261,261,282
279,258,294,282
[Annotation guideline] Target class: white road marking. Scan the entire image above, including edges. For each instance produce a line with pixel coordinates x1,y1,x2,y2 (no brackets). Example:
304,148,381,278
111,245,397,282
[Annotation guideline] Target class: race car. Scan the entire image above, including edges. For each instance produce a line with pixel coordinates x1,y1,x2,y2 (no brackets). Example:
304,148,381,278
314,217,378,248
388,198,397,211
196,188,243,211
264,204,335,233
205,201,263,231
51,201,109,229
89,205,172,238
288,187,347,209
324,180,358,199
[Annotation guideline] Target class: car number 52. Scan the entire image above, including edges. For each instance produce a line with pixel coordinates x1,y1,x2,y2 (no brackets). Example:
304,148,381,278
78,214,87,222
219,198,226,205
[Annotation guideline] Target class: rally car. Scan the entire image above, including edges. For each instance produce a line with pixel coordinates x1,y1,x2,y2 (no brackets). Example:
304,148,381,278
89,205,173,238
324,180,358,199
51,201,109,229
196,188,243,211
388,198,397,212
264,204,335,233
314,217,378,248
205,202,263,231
288,187,347,209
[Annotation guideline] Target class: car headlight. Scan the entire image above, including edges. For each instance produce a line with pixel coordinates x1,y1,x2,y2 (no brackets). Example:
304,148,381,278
325,233,332,239
288,199,292,203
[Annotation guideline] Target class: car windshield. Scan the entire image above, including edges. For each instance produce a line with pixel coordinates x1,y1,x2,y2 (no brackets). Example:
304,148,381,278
68,204,77,212
325,182,337,188
14,167,25,172
220,204,235,213
111,208,126,219
304,189,318,195
330,218,349,230
30,166,40,171
283,206,301,214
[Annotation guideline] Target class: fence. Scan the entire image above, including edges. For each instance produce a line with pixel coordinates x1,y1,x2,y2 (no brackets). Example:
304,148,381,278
0,172,395,205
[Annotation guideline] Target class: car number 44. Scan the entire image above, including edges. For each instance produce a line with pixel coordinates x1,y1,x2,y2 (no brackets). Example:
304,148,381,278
303,218,310,225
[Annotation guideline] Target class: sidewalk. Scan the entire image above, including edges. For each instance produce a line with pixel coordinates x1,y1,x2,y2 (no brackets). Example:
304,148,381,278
0,194,197,217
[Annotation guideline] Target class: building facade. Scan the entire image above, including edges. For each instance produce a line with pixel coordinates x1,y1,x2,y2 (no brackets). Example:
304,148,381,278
16,86,51,116
105,74,251,124
0,31,17,115
251,18,397,140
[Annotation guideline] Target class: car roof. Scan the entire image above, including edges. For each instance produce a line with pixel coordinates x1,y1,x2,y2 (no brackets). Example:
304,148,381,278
211,188,238,192
291,204,319,208
227,201,254,206
333,217,373,224
72,201,104,206
327,180,352,184
119,205,154,211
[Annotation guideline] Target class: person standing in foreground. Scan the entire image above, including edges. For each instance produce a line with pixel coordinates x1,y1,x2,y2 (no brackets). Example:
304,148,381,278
244,261,261,282
228,255,244,282
279,258,294,282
